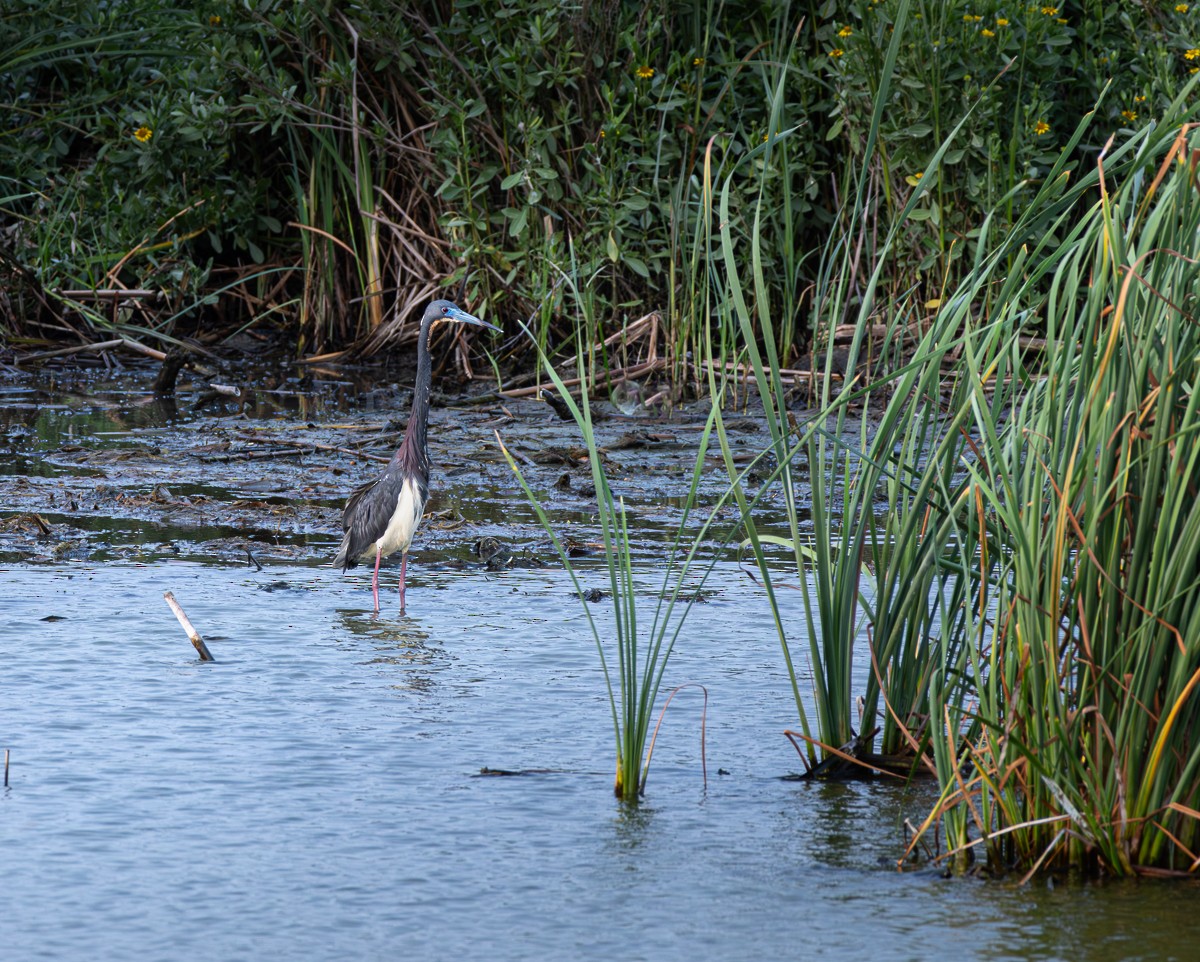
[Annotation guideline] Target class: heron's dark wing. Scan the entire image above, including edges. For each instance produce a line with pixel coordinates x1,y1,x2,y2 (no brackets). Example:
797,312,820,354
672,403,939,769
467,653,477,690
334,465,417,569
341,476,380,529
335,473,386,569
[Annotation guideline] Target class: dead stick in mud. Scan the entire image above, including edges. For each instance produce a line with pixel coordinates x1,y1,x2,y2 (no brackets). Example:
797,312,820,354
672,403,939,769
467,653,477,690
17,339,123,362
163,591,215,662
498,358,666,399
232,432,390,463
58,289,159,299
18,337,168,364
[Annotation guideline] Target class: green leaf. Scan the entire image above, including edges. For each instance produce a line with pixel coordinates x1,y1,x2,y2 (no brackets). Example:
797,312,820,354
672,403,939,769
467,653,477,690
508,206,528,237
607,230,619,262
625,254,649,278
500,171,524,190
743,535,818,561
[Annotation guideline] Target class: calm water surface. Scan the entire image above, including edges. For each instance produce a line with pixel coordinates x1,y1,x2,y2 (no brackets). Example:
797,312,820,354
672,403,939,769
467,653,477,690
3,559,1198,962
3,371,1198,960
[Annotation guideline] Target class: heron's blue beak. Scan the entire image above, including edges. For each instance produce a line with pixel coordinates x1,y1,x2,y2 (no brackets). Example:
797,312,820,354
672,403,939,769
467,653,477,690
448,306,502,333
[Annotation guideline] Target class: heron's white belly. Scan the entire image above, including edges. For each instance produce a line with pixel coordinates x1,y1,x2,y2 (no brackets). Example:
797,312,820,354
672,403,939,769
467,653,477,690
369,478,425,559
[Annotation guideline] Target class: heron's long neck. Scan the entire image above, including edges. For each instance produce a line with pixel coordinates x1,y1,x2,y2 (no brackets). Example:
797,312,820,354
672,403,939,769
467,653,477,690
399,317,434,474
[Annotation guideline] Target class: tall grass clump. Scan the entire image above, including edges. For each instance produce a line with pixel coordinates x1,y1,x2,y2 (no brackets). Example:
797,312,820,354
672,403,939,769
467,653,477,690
725,38,1200,868
703,0,973,775
497,288,732,802
712,0,1200,877
905,119,1200,876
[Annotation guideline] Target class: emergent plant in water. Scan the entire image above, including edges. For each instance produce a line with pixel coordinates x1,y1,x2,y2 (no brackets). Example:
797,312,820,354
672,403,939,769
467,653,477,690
498,301,725,802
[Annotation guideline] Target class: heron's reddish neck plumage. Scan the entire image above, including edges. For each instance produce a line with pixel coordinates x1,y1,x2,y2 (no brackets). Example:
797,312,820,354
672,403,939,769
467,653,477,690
396,315,434,480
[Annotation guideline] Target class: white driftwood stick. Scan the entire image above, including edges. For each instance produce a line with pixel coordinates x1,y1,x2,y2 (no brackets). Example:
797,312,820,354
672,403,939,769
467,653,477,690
163,591,215,661
58,289,159,299
207,383,242,398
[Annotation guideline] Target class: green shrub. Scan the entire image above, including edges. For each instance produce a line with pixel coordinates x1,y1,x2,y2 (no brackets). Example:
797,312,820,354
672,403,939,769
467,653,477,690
4,0,1197,360
816,0,1193,286
412,0,814,361
0,0,291,301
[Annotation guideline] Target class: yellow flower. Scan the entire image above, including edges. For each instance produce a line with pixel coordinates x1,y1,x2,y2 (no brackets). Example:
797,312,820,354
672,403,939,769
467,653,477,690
636,65,655,79
996,17,1010,26
693,57,705,66
981,28,995,37
1121,110,1138,121
963,14,983,22
209,14,221,26
1176,3,1189,11
1192,66,1200,73
1187,48,1200,59
1057,16,1068,23
134,126,153,143
1134,94,1146,102
1041,6,1058,14
915,171,923,180
829,48,845,57
838,25,853,37
1034,120,1050,135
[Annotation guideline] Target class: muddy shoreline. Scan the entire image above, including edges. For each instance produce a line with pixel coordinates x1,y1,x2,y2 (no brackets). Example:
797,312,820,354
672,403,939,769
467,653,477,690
1,359,780,581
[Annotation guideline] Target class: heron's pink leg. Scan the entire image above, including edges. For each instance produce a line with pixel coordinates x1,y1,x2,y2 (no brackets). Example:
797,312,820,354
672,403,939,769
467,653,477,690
371,547,382,612
399,551,408,612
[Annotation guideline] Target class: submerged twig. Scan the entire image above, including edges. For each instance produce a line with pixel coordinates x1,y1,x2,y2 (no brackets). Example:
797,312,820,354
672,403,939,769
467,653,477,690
152,346,197,394
783,728,907,780
163,591,215,661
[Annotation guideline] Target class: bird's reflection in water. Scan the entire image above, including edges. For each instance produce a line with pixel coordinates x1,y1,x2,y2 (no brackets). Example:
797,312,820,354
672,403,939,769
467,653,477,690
334,608,443,695
336,607,430,641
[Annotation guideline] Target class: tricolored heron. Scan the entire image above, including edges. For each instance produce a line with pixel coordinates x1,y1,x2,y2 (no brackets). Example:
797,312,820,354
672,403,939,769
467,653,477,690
334,299,500,612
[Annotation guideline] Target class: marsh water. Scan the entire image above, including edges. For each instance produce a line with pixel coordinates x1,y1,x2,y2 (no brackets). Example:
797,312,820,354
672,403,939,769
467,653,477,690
3,365,1197,961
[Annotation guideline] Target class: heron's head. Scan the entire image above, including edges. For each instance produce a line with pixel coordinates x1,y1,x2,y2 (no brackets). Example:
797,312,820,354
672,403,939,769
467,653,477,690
425,299,502,333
